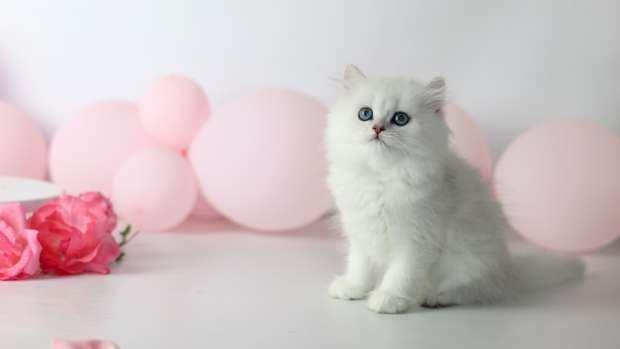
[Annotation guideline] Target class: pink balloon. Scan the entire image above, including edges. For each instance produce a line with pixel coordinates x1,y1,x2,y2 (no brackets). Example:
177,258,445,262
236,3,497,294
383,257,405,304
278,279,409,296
189,89,331,232
0,101,48,179
444,104,493,181
140,75,209,150
50,100,151,196
495,119,620,253
192,194,223,221
113,147,198,231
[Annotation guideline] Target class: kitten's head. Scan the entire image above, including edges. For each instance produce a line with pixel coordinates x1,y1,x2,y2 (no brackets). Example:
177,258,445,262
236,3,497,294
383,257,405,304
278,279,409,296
326,65,450,168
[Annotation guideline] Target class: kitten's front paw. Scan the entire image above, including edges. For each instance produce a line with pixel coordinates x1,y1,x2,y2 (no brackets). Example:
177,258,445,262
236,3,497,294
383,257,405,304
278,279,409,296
367,290,410,314
328,277,370,300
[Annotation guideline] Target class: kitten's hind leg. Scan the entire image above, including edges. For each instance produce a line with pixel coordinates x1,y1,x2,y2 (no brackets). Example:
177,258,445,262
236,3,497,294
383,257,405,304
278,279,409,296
424,286,482,307
423,291,457,308
424,273,508,307
421,298,453,309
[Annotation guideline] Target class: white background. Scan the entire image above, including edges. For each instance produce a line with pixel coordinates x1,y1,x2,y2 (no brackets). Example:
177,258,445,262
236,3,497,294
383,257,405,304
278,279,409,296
0,0,619,155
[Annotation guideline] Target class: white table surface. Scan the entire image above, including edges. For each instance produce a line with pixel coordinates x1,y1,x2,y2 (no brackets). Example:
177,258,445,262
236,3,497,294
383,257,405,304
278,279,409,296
1,219,619,349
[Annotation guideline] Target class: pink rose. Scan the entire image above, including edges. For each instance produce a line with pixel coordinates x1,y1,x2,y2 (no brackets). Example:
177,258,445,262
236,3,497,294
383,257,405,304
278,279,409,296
52,339,119,349
0,204,41,280
29,192,121,275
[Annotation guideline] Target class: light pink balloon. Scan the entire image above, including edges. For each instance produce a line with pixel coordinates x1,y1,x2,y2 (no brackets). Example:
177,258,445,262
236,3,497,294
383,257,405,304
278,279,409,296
0,101,48,179
444,104,493,181
495,119,620,253
113,147,198,231
140,75,209,150
50,100,151,196
189,89,331,232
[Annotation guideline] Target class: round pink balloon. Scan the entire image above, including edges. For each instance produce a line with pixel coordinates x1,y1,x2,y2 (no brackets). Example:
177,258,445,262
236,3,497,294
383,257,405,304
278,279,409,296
444,104,493,181
113,147,198,231
0,101,48,179
140,75,209,150
189,89,331,232
50,100,151,196
495,119,620,253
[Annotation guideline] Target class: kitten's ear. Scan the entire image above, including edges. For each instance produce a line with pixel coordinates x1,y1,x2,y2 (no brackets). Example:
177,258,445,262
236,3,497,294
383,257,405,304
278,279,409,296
343,64,366,89
423,76,446,113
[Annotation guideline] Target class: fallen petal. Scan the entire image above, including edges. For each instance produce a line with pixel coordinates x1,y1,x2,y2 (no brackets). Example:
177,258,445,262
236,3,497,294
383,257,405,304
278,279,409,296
51,338,119,349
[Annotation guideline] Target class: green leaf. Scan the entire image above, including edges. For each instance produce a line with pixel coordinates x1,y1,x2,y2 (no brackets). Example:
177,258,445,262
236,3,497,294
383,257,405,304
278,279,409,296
116,225,139,263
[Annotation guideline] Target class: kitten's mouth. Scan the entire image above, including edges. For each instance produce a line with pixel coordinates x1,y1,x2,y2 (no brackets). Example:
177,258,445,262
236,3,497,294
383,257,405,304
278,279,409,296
370,136,387,145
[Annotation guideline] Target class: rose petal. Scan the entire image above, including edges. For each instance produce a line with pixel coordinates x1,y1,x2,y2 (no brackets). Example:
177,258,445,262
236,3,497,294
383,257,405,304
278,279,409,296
52,338,119,349
0,222,21,256
0,249,32,280
22,228,41,275
84,237,122,274
0,204,26,238
0,204,40,281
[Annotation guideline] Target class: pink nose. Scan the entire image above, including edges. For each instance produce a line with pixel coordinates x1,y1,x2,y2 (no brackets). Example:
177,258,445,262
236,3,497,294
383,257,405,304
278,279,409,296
373,126,385,135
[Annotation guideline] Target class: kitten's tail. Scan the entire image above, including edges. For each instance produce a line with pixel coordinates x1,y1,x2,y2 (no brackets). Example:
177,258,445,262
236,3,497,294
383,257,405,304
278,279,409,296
510,247,585,292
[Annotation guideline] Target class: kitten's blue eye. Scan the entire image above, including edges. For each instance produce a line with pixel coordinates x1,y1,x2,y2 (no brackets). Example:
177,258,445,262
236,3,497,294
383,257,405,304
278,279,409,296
391,112,410,126
358,107,373,122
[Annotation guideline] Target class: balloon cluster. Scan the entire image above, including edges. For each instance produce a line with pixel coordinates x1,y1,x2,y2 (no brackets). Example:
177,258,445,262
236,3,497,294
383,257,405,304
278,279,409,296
1,77,619,252
49,76,209,231
47,76,335,232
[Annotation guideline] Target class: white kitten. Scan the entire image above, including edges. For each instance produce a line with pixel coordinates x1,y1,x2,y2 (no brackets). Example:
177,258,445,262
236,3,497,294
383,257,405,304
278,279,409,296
325,65,583,314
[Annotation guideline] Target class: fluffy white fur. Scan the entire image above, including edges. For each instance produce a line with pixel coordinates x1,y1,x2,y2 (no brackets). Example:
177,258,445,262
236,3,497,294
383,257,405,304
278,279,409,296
326,65,583,314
